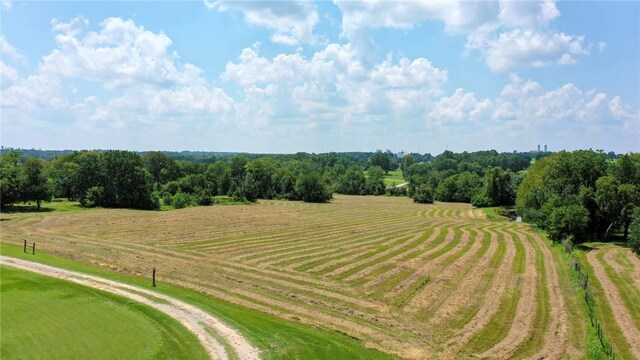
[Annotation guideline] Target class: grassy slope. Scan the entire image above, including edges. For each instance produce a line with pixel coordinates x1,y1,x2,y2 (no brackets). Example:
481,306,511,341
576,244,635,360
0,265,208,360
0,244,395,360
384,170,405,187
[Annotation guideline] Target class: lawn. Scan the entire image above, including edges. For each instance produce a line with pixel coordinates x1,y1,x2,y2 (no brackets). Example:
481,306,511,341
0,265,208,360
384,170,405,187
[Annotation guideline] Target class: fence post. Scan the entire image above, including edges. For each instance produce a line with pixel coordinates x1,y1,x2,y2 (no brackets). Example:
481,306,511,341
32,242,36,255
152,267,156,287
23,239,27,253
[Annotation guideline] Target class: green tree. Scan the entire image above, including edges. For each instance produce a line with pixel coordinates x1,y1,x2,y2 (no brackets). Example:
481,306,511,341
100,151,158,210
612,153,640,184
628,208,640,255
400,155,415,173
51,161,79,198
72,152,104,203
547,205,590,243
143,151,181,187
455,172,482,203
436,175,458,202
272,167,296,200
22,158,52,210
366,166,386,195
246,158,276,199
617,184,639,240
413,184,434,204
0,151,25,209
295,172,332,203
370,151,392,173
336,165,366,195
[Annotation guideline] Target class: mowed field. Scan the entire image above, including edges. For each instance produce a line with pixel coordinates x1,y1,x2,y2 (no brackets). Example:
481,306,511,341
582,245,640,359
1,195,639,359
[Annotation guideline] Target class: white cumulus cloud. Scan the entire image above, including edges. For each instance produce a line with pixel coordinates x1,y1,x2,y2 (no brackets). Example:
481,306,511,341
205,1,320,46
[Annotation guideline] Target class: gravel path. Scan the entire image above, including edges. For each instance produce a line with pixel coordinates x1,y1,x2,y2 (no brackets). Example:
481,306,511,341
0,255,261,360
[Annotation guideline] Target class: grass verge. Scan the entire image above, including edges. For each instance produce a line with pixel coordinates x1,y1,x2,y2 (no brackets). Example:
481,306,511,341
0,265,208,360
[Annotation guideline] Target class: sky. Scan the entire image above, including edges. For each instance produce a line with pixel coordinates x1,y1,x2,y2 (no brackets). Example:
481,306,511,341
0,0,638,154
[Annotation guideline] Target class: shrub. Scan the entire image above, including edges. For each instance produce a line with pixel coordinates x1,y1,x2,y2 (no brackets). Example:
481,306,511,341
547,205,589,244
413,184,434,204
81,186,104,208
172,192,195,209
471,193,492,208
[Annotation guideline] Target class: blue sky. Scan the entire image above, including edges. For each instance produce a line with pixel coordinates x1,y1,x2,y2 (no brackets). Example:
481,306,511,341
1,1,638,154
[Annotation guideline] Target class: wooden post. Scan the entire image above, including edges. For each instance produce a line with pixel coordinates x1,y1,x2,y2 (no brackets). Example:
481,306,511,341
32,242,36,255
152,267,156,287
24,239,27,253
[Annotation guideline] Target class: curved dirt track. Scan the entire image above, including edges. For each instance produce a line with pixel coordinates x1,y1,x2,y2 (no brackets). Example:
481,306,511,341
0,256,260,360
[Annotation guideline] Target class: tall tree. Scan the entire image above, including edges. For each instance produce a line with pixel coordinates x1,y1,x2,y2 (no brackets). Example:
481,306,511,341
22,158,51,210
295,172,332,203
100,151,158,210
370,151,392,173
366,166,386,195
0,151,25,209
143,151,181,187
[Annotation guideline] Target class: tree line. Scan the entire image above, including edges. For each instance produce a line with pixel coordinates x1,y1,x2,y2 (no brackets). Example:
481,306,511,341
403,150,533,206
3,147,637,254
515,151,640,253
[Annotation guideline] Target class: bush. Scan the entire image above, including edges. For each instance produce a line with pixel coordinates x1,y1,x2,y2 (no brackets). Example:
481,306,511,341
196,190,213,206
413,184,434,204
547,205,589,244
471,193,492,208
81,186,104,208
162,193,173,207
171,192,195,209
295,173,332,203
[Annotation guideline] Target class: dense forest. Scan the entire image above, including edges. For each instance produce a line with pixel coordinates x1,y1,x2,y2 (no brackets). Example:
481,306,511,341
1,147,638,253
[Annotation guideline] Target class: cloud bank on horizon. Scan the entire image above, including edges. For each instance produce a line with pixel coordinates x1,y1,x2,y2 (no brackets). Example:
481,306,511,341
1,0,638,153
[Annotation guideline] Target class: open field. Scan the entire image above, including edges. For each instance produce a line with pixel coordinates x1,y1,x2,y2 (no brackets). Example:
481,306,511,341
0,265,208,360
384,170,405,187
2,195,637,358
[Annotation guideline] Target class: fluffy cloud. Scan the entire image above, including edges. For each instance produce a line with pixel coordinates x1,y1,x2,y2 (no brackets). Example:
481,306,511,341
222,43,447,124
1,17,234,135
0,61,19,88
2,14,636,152
43,17,188,89
483,30,588,72
336,0,592,72
205,1,320,46
0,35,27,63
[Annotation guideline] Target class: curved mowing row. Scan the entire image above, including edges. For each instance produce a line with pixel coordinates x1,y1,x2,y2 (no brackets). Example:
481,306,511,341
584,245,640,359
2,195,588,359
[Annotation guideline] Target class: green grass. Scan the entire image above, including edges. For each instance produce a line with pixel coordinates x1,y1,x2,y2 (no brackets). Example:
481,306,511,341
383,170,405,187
0,244,396,360
596,250,640,330
0,265,208,360
1,199,86,214
479,207,509,221
511,234,550,359
464,227,526,355
575,245,632,360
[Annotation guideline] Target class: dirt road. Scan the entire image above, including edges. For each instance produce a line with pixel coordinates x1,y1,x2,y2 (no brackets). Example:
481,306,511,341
0,255,260,360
